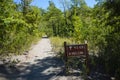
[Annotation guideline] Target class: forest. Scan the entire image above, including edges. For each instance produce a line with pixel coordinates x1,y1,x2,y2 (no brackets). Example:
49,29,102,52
0,0,120,79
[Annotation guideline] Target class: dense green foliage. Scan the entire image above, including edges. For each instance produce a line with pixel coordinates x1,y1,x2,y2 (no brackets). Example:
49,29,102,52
87,1,120,78
0,0,120,78
0,0,42,55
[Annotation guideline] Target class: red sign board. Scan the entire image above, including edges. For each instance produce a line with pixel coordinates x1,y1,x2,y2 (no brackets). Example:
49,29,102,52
66,44,88,56
64,42,88,57
64,42,89,74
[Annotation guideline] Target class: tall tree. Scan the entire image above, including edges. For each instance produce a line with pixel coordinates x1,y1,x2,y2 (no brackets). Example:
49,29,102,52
21,0,32,15
43,1,63,36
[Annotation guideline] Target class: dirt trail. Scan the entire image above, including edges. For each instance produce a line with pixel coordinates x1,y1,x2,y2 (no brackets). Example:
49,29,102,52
0,38,64,80
17,38,54,64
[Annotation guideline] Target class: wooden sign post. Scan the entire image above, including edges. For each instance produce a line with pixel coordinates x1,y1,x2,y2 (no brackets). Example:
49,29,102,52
64,42,89,74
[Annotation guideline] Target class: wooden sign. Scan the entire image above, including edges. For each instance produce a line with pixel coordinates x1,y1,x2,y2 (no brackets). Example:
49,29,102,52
64,42,88,57
64,42,89,74
65,44,88,56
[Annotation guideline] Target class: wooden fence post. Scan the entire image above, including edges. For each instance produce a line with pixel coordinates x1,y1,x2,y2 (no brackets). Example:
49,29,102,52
64,42,68,74
85,44,89,74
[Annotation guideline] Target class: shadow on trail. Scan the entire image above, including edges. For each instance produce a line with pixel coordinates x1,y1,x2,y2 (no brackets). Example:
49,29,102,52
0,56,112,80
0,56,64,80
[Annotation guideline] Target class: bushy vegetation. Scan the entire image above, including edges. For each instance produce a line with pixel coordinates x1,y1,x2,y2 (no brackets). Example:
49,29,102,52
0,0,43,56
0,0,120,78
50,37,72,57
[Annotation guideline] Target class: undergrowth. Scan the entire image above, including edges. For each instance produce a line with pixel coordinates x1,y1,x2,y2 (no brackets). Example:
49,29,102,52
50,37,72,57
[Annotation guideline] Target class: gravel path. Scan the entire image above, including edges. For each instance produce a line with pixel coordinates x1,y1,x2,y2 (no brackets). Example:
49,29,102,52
17,38,55,64
0,38,65,80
